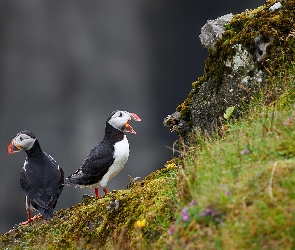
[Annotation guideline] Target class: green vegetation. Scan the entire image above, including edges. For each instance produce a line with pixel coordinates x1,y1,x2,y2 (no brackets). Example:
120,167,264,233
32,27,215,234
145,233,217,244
0,163,178,249
168,68,295,249
1,61,294,250
1,1,295,249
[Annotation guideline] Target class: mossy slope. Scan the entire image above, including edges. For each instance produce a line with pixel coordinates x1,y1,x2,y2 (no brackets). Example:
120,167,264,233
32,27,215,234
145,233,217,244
0,163,178,249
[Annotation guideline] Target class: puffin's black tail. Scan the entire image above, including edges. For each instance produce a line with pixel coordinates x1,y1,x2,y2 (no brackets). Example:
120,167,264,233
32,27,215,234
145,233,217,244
65,174,100,186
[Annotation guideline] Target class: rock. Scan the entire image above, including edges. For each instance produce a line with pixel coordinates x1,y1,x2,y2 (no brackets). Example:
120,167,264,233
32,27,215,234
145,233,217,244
164,0,295,142
254,35,272,62
199,14,233,49
163,111,190,137
269,2,282,11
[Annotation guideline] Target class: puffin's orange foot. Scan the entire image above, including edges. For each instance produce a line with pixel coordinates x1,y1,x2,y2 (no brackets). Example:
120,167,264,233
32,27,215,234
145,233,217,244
22,219,32,225
103,188,109,195
31,214,42,220
94,187,100,198
22,214,43,225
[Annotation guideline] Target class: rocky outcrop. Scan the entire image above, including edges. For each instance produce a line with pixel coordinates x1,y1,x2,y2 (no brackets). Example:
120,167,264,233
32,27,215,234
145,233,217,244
164,0,295,140
199,14,234,50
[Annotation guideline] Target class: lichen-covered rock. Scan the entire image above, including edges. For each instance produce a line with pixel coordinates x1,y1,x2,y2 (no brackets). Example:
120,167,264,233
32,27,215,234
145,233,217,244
199,14,233,49
164,0,295,141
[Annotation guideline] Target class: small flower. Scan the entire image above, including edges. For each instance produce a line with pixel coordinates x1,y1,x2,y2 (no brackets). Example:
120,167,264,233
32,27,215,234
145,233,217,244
168,224,175,235
226,190,231,196
181,207,189,222
205,208,215,216
241,148,249,155
189,199,197,206
200,212,205,218
134,219,146,229
215,217,221,222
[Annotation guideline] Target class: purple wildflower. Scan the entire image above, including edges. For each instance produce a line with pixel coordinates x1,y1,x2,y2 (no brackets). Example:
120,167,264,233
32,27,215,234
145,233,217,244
205,208,215,216
200,212,205,218
241,148,249,155
215,217,221,222
168,224,175,235
189,200,197,206
226,190,231,196
181,207,189,222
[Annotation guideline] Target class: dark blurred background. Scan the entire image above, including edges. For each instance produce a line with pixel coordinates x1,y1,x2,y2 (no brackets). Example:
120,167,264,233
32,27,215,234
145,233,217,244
0,0,265,234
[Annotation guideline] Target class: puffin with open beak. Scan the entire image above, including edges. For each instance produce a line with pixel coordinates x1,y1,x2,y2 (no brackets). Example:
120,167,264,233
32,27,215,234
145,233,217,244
65,110,141,198
7,130,64,224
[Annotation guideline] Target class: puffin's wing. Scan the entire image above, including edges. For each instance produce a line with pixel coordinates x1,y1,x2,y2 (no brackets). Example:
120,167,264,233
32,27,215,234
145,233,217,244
20,167,29,193
66,142,114,185
44,153,64,197
20,156,64,210
20,167,49,209
81,142,114,175
41,154,64,208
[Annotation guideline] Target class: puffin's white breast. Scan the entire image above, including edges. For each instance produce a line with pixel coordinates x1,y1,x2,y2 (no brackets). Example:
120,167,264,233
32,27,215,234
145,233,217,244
99,135,130,187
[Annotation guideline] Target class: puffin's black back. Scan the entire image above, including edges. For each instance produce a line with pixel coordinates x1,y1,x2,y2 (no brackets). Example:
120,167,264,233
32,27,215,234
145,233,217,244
20,139,64,218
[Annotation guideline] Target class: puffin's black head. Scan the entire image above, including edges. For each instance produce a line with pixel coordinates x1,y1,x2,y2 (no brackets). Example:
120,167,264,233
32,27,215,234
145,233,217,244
107,110,141,134
7,130,37,154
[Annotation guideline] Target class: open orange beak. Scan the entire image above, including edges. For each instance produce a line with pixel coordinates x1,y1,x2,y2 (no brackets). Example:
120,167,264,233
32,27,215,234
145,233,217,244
124,122,136,134
124,112,141,134
7,140,21,155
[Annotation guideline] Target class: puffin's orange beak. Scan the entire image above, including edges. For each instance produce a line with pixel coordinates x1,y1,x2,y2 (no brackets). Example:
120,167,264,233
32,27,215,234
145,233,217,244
129,113,141,121
124,122,136,134
7,140,21,155
124,111,141,134
123,112,141,134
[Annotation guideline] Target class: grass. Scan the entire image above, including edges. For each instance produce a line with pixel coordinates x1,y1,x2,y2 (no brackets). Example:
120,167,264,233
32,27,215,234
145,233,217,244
167,66,295,249
1,2,295,247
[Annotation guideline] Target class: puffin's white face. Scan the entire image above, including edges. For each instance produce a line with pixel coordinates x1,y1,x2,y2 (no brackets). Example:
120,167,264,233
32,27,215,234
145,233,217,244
8,132,36,154
107,110,141,134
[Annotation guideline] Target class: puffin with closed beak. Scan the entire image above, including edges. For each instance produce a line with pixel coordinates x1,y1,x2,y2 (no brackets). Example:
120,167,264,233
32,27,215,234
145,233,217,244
7,130,64,224
65,110,141,198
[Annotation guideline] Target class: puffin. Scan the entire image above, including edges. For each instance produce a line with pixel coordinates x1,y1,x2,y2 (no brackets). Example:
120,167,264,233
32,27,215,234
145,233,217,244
7,130,64,224
65,110,141,198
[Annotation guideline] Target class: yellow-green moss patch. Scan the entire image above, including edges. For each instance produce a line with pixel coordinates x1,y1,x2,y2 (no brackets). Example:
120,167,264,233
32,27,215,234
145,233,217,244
0,165,179,250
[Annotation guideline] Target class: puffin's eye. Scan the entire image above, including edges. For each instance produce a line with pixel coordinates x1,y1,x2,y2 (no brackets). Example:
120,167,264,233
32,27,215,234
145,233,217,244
20,136,23,141
119,112,122,117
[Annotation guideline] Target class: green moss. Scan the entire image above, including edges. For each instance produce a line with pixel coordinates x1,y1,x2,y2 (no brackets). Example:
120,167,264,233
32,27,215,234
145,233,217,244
176,75,207,123
175,0,295,125
0,164,179,250
176,101,191,121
